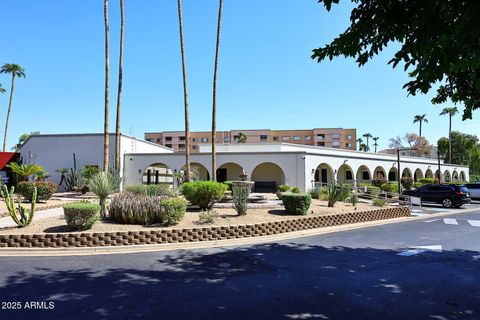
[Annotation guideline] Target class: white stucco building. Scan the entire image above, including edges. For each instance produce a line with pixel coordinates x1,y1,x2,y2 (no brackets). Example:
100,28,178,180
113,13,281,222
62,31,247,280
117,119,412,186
123,143,469,192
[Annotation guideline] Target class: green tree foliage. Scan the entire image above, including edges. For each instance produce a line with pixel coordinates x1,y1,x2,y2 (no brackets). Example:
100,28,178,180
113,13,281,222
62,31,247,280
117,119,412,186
312,1,480,120
12,131,39,150
439,132,480,175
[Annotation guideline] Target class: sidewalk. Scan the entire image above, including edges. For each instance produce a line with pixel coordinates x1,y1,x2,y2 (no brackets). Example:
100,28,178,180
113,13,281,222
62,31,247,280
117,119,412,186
0,207,64,228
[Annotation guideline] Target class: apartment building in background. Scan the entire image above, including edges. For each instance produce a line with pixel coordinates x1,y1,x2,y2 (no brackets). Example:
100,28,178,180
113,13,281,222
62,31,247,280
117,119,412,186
145,128,357,153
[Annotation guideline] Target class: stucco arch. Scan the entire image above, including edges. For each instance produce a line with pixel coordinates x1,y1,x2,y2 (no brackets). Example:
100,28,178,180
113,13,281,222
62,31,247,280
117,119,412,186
452,170,459,182
460,171,466,181
314,163,335,185
356,165,372,185
414,168,424,181
425,169,434,179
337,163,355,184
373,166,387,179
388,167,398,181
216,162,243,182
443,170,451,182
402,168,413,178
181,162,210,181
251,162,285,192
142,163,173,186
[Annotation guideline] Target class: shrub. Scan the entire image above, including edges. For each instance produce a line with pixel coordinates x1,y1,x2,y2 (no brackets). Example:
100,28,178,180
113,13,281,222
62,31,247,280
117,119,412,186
348,192,358,206
309,187,321,199
291,187,301,193
413,182,423,188
232,184,249,215
400,177,414,190
278,185,291,192
223,181,233,191
419,178,434,184
109,193,164,225
373,198,386,207
159,197,187,226
282,193,312,215
181,181,228,210
470,175,480,182
17,181,57,202
381,182,398,194
88,172,120,218
372,177,388,188
125,184,172,197
63,202,100,230
197,210,219,224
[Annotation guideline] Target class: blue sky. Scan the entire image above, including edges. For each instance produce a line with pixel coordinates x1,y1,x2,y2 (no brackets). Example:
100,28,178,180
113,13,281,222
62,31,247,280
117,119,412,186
0,0,477,151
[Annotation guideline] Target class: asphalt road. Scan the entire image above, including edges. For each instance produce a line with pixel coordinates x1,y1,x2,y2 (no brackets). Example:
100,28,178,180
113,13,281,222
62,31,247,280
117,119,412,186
1,209,480,319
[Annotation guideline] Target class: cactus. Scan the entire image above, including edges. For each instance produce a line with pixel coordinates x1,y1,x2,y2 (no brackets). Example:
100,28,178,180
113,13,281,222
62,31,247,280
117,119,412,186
1,185,37,227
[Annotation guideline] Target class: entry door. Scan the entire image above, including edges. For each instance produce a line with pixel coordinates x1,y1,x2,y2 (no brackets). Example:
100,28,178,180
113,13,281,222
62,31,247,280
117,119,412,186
217,168,227,182
321,168,328,184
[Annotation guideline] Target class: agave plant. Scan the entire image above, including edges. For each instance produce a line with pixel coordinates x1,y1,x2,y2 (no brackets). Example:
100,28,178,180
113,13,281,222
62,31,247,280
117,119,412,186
88,172,120,218
327,183,350,208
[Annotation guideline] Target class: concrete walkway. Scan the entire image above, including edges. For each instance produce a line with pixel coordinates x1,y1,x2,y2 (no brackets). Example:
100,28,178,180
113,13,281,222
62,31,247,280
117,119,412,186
0,207,63,228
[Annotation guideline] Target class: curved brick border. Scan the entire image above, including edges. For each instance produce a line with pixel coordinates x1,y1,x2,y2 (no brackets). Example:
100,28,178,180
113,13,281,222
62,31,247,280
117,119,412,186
0,207,410,248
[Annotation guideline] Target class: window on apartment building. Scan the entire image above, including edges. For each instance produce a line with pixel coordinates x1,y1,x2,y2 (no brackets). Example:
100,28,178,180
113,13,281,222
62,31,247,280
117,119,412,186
345,170,353,180
233,135,239,142
316,134,325,140
317,142,325,147
192,138,198,142
282,136,290,141
165,137,172,141
146,138,153,142
179,136,185,141
304,136,312,141
346,143,352,148
273,136,279,141
347,135,352,140
260,135,268,141
332,141,340,147
178,144,185,149
156,138,161,143
224,137,230,143
201,137,208,143
165,144,172,148
293,136,301,141
332,133,340,139
192,145,199,150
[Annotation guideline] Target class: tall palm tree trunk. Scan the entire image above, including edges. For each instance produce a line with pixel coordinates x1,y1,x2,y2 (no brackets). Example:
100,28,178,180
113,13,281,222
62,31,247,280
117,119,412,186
177,0,191,182
419,121,422,138
3,74,15,152
448,114,452,163
114,0,125,173
211,0,224,182
103,0,110,172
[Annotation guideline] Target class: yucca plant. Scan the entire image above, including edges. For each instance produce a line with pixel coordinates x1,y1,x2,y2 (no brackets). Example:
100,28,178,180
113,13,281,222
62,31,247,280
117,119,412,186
88,172,120,218
1,185,36,227
327,183,349,208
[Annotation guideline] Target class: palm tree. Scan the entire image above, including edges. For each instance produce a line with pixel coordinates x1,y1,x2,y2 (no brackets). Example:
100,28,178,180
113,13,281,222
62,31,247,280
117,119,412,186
211,0,224,182
103,0,110,172
413,114,428,137
0,84,5,122
356,138,363,151
6,163,44,182
177,0,191,182
237,132,247,143
362,133,373,149
439,107,459,164
114,0,125,173
372,136,379,153
0,64,26,152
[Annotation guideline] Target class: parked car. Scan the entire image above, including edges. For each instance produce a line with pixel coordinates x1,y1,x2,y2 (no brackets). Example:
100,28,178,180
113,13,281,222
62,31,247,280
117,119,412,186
465,183,480,200
403,184,471,208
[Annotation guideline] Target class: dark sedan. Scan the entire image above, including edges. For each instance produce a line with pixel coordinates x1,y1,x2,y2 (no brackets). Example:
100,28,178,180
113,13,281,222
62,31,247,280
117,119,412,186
403,184,471,208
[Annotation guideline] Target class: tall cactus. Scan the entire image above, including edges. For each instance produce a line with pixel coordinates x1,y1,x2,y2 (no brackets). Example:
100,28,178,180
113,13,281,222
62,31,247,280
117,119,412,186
1,185,36,227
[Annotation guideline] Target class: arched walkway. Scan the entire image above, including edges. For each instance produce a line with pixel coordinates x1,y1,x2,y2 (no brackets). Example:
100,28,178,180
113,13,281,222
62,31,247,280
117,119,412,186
373,166,387,179
425,169,434,179
142,163,173,186
216,162,243,182
251,162,285,192
356,165,372,185
402,168,413,179
435,170,441,181
337,164,355,185
460,171,466,181
388,167,398,181
414,168,424,182
444,170,451,182
181,162,210,181
452,171,459,182
314,163,335,185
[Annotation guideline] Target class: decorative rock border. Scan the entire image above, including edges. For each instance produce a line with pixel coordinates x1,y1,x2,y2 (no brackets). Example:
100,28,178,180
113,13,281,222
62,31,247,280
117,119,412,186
0,206,410,248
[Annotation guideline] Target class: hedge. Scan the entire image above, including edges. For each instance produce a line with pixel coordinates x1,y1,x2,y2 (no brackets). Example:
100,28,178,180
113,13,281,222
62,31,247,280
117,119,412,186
63,202,100,230
282,193,312,215
181,181,228,210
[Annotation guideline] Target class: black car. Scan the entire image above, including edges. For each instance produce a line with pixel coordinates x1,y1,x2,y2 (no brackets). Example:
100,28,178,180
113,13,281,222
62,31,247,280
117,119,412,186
403,184,471,208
